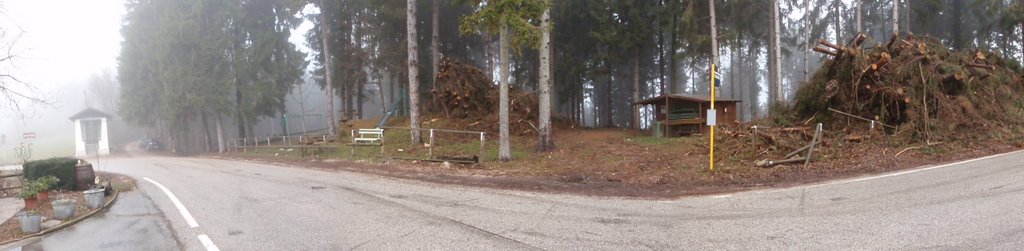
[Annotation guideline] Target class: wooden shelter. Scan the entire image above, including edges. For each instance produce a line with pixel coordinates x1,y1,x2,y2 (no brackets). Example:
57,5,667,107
633,94,741,137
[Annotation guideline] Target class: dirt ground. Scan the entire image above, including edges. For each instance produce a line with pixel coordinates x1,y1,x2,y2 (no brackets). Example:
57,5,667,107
220,127,1021,198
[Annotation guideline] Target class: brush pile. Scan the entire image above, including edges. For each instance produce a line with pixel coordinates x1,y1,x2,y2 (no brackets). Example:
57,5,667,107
430,57,539,135
431,57,492,118
796,33,1024,143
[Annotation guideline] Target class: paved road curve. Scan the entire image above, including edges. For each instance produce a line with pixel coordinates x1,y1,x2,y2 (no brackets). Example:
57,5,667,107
93,150,1024,250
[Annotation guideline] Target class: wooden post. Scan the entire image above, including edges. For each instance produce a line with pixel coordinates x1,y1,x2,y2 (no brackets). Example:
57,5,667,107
751,125,758,146
428,129,434,158
479,132,485,163
805,123,822,166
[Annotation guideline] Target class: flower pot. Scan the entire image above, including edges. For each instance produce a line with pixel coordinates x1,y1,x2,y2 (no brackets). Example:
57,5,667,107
52,200,77,220
22,197,37,210
84,189,105,209
19,213,41,233
37,190,49,202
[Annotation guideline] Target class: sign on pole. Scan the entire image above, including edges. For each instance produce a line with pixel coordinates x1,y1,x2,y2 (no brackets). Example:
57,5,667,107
706,109,717,126
23,132,36,140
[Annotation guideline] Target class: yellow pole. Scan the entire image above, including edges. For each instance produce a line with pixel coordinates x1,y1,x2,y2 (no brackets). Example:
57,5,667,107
710,64,716,171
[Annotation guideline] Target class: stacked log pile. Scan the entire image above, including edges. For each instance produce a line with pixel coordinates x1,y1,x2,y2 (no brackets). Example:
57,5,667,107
795,33,1024,143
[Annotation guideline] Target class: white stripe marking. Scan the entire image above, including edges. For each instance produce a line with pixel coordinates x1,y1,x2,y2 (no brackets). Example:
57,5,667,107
701,149,1024,197
797,149,1024,190
143,177,200,228
198,234,221,251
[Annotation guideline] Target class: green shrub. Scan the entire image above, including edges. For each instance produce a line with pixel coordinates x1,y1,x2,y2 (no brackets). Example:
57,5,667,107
17,180,40,199
37,176,60,190
23,157,79,191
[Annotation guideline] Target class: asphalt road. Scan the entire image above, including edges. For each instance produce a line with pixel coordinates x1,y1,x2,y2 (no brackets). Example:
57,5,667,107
83,150,1024,250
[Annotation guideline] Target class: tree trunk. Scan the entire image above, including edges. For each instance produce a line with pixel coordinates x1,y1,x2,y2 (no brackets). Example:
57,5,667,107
804,0,811,82
216,112,225,153
537,8,554,152
772,0,783,105
407,0,422,143
856,0,862,33
748,43,761,119
892,0,898,35
431,0,441,88
485,35,493,81
377,72,388,117
340,81,348,121
669,4,679,94
321,7,336,135
767,5,777,106
632,48,640,130
356,81,364,119
201,111,211,153
658,26,666,96
603,59,613,127
729,44,737,99
709,0,718,96
498,20,512,161
387,72,396,116
951,0,965,49
834,0,841,44
235,87,246,138
905,0,912,33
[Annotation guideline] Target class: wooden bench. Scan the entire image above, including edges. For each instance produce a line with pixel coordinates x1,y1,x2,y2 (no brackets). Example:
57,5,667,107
347,128,384,158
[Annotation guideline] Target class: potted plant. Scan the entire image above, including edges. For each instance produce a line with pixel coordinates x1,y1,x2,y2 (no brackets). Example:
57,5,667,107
83,185,105,209
17,180,39,210
35,176,60,202
51,193,77,220
18,209,42,233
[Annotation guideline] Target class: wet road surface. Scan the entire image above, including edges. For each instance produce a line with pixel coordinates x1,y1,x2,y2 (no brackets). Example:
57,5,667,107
13,150,1024,250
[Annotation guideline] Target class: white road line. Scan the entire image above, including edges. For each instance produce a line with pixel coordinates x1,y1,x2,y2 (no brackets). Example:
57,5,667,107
772,149,1024,193
720,149,1024,197
143,177,200,228
812,149,1024,187
197,234,221,251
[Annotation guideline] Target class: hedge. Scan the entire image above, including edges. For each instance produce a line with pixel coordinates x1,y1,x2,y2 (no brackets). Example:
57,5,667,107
23,157,79,191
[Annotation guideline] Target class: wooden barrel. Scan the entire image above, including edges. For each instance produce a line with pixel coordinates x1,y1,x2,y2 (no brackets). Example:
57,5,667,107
75,163,95,191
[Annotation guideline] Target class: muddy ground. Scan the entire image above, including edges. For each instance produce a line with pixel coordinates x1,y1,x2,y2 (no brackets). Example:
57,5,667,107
216,128,1020,198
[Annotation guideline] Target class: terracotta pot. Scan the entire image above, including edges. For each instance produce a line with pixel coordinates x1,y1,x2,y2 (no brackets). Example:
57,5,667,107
23,197,37,210
37,190,49,202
